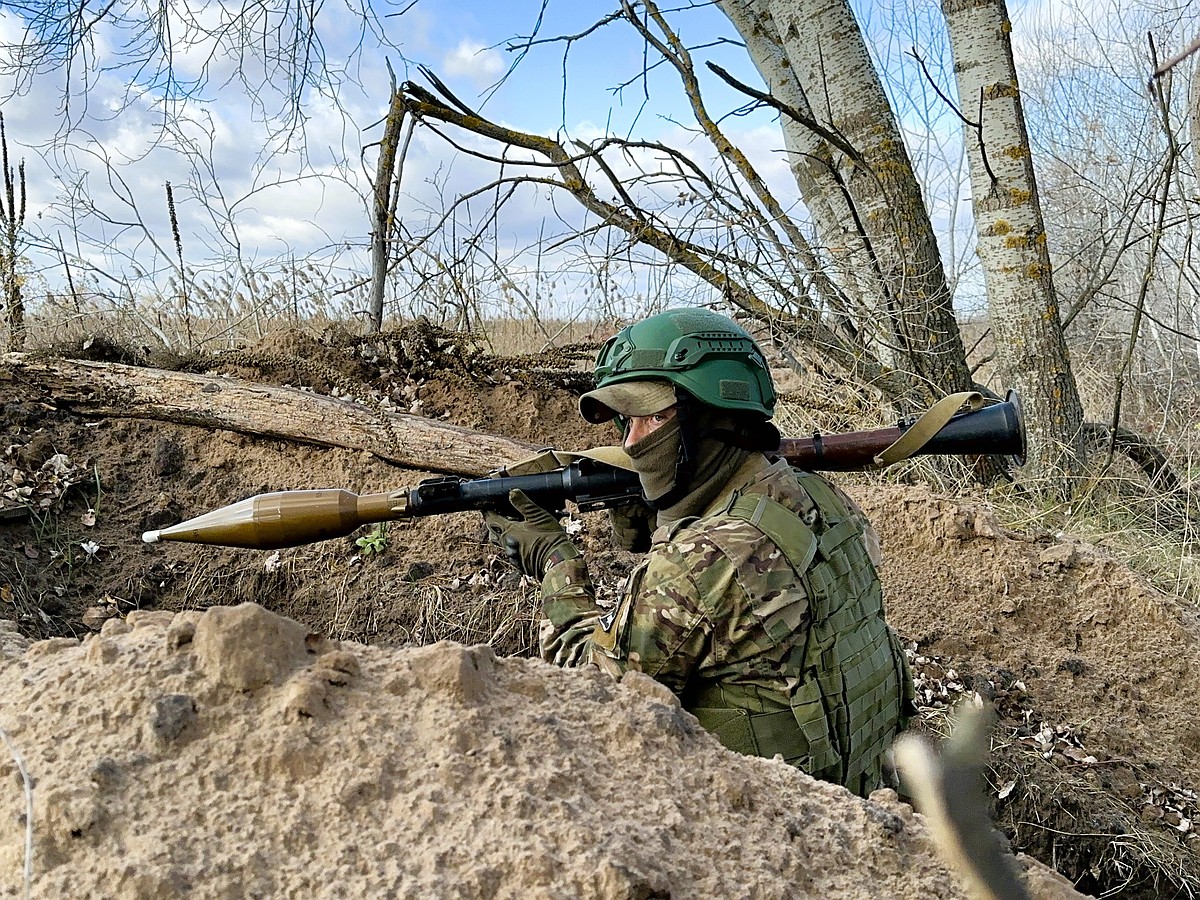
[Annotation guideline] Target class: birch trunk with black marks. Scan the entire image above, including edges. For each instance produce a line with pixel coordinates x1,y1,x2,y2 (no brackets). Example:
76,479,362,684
1190,62,1200,170
719,0,975,408
942,0,1085,487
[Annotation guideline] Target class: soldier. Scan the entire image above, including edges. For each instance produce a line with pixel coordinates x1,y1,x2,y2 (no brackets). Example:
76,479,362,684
484,307,915,796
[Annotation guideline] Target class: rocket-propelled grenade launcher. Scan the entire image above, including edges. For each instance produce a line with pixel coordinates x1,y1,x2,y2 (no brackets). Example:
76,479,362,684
781,390,1025,471
141,461,644,550
143,391,1024,551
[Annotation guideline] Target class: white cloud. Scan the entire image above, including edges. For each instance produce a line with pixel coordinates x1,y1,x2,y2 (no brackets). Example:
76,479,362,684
440,40,504,89
0,0,1039,320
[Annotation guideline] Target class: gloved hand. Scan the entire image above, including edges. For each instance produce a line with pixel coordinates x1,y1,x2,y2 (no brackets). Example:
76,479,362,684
482,489,579,578
607,498,656,553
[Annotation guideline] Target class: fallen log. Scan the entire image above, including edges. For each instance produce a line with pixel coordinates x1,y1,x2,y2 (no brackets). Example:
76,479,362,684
1,354,536,477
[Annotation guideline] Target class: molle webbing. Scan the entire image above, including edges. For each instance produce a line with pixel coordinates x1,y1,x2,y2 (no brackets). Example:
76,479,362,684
689,474,904,796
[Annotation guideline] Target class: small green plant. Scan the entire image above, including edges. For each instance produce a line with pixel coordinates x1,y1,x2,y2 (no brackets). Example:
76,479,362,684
81,462,102,527
355,522,390,555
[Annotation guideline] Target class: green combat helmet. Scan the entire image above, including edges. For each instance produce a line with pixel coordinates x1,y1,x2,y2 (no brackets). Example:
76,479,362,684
580,308,776,422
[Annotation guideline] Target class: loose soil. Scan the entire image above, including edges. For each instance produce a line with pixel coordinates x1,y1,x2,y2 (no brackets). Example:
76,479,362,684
1,331,1197,898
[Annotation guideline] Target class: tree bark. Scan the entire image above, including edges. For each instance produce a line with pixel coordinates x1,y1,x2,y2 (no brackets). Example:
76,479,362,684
942,0,1085,488
369,88,407,334
0,114,25,352
716,0,866,303
1190,60,1200,171
720,0,975,407
1,355,536,477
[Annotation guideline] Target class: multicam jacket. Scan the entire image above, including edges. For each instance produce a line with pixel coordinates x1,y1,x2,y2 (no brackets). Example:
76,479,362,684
539,455,914,797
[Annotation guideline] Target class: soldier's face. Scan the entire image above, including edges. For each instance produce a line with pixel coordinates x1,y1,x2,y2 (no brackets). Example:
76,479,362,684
622,405,678,450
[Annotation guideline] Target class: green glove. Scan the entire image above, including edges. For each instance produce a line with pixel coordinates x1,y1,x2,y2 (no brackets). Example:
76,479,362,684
607,498,656,553
482,489,580,578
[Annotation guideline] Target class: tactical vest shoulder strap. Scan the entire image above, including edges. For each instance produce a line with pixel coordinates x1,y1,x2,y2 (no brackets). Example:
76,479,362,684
658,515,698,543
724,492,818,575
791,470,850,522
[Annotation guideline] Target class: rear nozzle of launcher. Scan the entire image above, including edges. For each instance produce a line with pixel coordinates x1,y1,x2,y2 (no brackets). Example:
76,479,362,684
913,389,1026,466
142,489,407,550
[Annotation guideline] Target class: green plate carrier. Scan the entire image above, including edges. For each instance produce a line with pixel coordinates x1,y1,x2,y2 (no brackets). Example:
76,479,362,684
686,472,914,797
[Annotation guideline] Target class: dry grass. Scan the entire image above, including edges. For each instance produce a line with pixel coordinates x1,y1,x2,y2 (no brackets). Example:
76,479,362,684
990,745,1200,900
162,536,545,657
18,272,623,361
984,456,1200,609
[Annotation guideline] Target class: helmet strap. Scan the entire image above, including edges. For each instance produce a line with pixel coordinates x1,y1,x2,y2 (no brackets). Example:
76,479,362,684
702,420,781,453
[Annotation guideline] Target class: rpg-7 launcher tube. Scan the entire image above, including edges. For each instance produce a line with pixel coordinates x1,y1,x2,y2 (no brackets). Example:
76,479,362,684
142,460,643,550
408,460,641,516
142,394,1024,551
779,392,1025,471
142,489,407,549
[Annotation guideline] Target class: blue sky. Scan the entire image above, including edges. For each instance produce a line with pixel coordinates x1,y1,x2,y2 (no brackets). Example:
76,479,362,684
0,0,811,324
0,0,1192,325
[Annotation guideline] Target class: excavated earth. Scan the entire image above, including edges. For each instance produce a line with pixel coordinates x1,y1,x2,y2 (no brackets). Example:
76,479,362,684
1,330,1198,898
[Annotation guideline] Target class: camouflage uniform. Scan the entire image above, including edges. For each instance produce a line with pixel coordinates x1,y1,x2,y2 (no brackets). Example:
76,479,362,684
483,306,914,795
539,455,915,797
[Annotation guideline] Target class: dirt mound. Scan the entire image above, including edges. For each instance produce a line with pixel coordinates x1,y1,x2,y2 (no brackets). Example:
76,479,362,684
862,484,1200,788
856,485,1200,895
1,338,1198,896
1,602,1079,899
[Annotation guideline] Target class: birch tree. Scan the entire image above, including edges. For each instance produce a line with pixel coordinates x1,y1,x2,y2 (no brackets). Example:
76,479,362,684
941,0,1085,484
716,0,975,405
1192,65,1200,167
1016,8,1200,480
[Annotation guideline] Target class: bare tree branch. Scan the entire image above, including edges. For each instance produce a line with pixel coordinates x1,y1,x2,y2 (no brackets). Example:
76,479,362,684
397,77,908,397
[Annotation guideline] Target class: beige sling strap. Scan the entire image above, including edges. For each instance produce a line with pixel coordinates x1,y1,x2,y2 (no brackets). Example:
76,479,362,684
873,391,984,467
496,445,636,476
